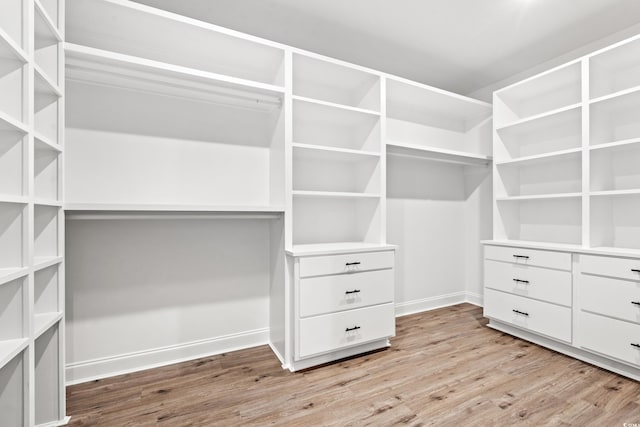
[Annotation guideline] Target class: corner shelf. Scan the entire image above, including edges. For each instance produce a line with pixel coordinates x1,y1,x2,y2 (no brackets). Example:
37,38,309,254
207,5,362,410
386,141,491,166
66,43,284,108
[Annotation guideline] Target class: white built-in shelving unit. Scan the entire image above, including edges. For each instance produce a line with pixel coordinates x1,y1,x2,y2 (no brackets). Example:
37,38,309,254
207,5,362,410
485,33,640,382
0,0,67,425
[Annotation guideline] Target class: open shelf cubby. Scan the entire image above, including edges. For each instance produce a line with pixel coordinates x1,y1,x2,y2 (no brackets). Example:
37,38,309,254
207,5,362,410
0,202,25,273
0,0,25,53
591,193,640,251
0,131,26,199
590,140,640,192
34,76,61,145
494,61,581,127
590,88,640,146
34,205,60,259
293,145,380,194
34,264,59,316
293,97,380,152
494,197,582,245
590,36,640,100
494,105,581,160
293,53,380,111
0,351,25,427
35,141,60,202
34,324,62,425
67,0,285,86
386,77,492,158
35,0,61,86
0,277,26,346
37,0,61,32
495,151,582,198
292,197,382,246
0,56,25,126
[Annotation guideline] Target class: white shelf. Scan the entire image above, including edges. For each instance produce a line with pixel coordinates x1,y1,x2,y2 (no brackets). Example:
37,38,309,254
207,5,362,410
34,133,62,152
292,95,380,117
590,189,640,197
64,203,285,212
287,242,396,257
496,193,582,201
496,103,581,132
590,137,640,151
33,312,62,340
0,110,27,134
66,43,284,109
33,257,63,272
386,141,492,166
292,143,380,160
0,268,28,287
0,196,28,205
292,191,380,199
35,200,63,208
387,77,491,132
0,26,28,63
495,147,583,166
34,64,62,99
0,338,28,370
590,84,640,106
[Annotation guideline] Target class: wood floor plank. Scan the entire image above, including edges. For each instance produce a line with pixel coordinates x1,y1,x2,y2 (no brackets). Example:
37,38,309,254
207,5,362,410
66,304,640,426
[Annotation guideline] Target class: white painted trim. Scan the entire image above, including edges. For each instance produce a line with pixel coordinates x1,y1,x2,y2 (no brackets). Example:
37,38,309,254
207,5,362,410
394,292,467,317
36,416,71,427
465,292,484,307
65,328,269,385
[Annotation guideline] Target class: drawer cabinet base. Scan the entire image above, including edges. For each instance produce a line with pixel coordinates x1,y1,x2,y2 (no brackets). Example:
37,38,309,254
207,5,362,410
285,338,390,372
488,319,640,382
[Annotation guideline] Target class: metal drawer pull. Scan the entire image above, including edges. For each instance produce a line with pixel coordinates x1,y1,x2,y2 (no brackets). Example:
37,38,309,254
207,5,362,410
512,309,529,317
513,255,529,259
631,343,640,349
632,269,640,273
632,301,640,306
345,326,361,332
512,278,530,284
345,289,361,295
345,262,361,266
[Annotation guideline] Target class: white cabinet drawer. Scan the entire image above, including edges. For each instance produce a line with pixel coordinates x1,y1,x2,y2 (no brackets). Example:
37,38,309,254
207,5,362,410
299,269,393,317
299,251,394,278
297,303,395,359
484,245,571,271
485,260,572,306
581,254,640,281
580,274,640,325
578,311,640,367
484,288,572,342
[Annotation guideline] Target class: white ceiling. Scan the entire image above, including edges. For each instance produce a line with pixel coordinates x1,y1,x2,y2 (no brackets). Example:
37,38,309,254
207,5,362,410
132,0,640,95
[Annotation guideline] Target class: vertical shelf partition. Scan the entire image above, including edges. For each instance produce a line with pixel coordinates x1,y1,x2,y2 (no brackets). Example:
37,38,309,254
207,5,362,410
0,0,66,425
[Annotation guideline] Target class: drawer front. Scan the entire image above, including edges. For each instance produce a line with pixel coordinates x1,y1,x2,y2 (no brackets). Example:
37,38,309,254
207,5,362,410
484,288,572,342
581,254,640,281
578,311,640,367
299,269,394,317
484,245,571,271
485,260,572,306
580,274,640,325
299,251,394,278
297,303,395,359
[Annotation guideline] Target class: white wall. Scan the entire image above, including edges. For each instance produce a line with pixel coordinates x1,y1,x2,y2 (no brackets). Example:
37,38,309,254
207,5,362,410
468,22,640,102
65,218,275,383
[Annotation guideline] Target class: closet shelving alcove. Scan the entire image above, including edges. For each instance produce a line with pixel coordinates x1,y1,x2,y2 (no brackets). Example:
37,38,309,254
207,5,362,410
484,33,640,381
0,0,67,425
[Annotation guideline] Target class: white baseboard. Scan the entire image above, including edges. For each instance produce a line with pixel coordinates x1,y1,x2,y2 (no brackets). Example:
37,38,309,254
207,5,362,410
66,327,269,385
395,291,483,317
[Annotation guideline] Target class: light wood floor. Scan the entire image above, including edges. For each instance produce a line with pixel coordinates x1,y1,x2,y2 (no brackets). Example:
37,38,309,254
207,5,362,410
67,304,640,426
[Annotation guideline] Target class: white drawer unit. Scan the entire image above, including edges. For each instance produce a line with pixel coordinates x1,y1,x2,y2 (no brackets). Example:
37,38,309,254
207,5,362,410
299,251,394,277
484,288,572,342
484,245,571,271
580,274,640,324
485,259,572,306
581,254,640,281
299,269,394,317
297,303,395,359
578,311,640,367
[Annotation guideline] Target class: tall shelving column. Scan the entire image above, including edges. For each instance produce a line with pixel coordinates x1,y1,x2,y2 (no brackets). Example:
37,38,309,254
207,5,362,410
0,0,66,426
